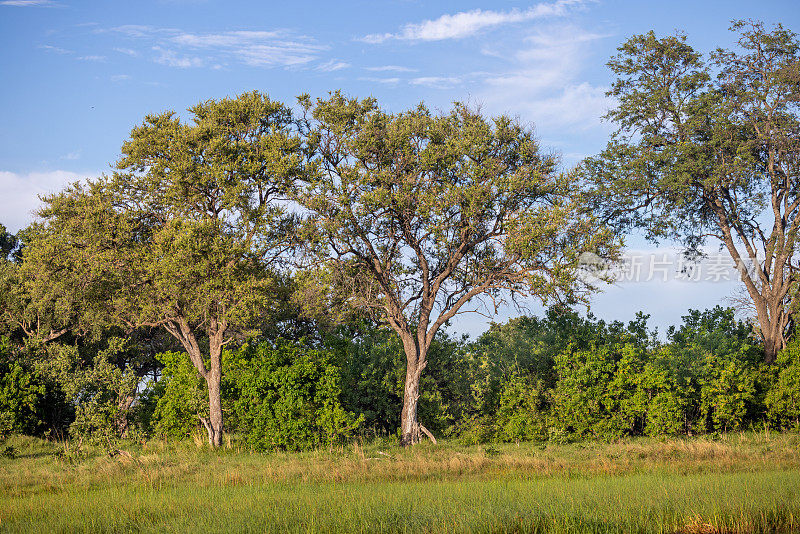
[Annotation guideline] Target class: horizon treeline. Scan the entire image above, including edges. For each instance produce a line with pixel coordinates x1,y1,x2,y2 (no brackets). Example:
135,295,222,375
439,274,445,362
3,301,800,450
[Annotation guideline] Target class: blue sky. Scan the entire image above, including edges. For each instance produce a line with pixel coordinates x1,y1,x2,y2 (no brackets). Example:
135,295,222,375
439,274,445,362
1,0,797,336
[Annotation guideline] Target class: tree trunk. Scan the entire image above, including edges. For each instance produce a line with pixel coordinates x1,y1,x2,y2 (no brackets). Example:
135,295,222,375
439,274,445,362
205,369,224,447
115,392,136,437
164,318,226,447
400,362,422,446
399,335,427,447
762,323,785,364
205,332,225,447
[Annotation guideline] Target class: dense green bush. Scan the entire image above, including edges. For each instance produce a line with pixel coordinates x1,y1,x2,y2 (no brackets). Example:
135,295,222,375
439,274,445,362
145,350,210,439
233,340,362,451
329,323,465,439
0,337,47,438
0,337,71,438
494,374,549,442
766,340,800,429
2,304,793,447
551,343,647,440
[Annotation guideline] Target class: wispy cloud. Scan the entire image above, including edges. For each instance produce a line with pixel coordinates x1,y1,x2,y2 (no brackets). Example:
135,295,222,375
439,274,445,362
361,0,587,43
316,59,350,72
410,76,460,89
107,25,326,68
110,74,131,82
1,0,59,6
40,44,107,62
113,47,138,57
39,44,72,54
60,150,81,160
153,46,204,68
365,65,416,73
476,24,613,130
358,77,401,85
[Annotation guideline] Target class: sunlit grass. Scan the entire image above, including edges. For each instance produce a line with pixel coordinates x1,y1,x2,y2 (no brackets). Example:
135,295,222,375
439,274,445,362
1,432,799,532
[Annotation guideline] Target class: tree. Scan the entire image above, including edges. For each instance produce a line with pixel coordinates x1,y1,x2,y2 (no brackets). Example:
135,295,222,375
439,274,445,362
295,93,617,445
586,21,800,362
0,221,75,343
28,91,306,446
0,225,17,261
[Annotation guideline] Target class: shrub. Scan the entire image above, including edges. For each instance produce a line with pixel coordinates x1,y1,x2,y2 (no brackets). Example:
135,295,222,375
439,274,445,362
147,350,209,439
233,340,362,451
766,340,800,429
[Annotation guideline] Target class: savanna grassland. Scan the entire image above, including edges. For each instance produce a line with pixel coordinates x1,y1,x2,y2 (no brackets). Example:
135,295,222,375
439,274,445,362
1,432,799,533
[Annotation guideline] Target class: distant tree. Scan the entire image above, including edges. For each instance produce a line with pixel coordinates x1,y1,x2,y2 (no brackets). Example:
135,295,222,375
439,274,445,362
26,91,307,446
586,21,800,362
295,93,618,445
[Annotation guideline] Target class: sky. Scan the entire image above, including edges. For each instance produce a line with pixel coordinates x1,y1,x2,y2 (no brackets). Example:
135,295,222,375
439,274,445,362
1,0,797,338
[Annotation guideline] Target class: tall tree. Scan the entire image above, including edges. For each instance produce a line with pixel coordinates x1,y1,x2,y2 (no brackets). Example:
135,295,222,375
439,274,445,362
295,93,617,445
586,21,800,362
26,91,306,446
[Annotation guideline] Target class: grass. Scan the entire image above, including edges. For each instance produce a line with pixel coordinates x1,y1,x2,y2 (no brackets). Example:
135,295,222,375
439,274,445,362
1,432,799,532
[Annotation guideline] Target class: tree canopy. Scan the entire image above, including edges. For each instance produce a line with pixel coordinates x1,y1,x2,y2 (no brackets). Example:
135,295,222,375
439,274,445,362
20,91,308,446
585,21,800,362
295,92,618,444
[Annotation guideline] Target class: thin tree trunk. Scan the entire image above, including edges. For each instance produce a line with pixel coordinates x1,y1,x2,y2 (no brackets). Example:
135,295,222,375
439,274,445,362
115,393,136,437
206,333,225,447
164,318,225,447
205,369,224,447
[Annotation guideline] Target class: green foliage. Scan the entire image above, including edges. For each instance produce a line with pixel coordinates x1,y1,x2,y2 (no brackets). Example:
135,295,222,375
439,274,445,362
669,307,761,433
147,350,209,439
232,340,362,451
585,22,800,360
638,348,694,436
40,338,142,446
327,324,404,436
494,374,549,442
0,337,46,437
0,337,71,437
0,224,17,262
552,343,647,440
766,340,800,429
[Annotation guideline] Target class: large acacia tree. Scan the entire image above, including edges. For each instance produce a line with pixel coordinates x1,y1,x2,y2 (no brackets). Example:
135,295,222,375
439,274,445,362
26,91,306,446
296,93,617,445
586,21,800,362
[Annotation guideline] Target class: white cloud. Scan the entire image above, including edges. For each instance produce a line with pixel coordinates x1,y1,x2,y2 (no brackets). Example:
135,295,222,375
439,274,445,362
365,65,416,72
110,74,131,82
171,30,282,48
39,44,72,54
361,0,587,43
60,151,81,160
316,59,350,72
153,46,204,68
519,83,611,128
76,55,106,61
108,26,325,69
477,25,612,130
410,76,460,89
113,47,138,57
1,0,59,6
0,170,92,233
358,77,401,85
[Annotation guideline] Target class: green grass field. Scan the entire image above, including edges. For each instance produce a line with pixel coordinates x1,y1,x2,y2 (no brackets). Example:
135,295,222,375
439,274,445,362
1,433,800,533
